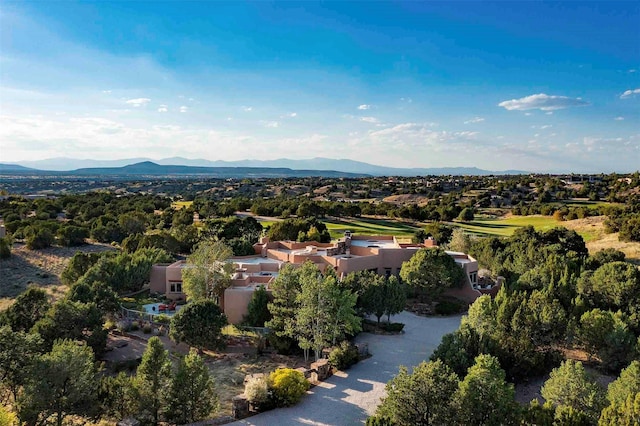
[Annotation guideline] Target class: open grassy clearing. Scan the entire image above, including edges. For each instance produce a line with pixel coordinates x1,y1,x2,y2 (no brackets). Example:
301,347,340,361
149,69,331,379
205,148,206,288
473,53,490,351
450,215,561,237
171,200,193,209
560,199,620,209
0,242,116,310
322,217,420,239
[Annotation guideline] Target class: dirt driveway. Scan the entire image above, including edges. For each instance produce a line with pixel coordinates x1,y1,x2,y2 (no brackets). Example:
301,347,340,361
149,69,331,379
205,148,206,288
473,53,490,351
230,311,462,426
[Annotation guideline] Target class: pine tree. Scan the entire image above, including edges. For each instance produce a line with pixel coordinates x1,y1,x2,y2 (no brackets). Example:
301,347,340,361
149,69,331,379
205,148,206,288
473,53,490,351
167,349,218,424
136,337,171,425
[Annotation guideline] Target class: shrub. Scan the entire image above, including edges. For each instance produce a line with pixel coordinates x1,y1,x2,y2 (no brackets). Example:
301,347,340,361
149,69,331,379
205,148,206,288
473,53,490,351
154,314,171,324
143,324,152,334
0,237,11,259
328,341,360,370
130,321,140,331
381,322,405,332
435,299,465,315
268,368,309,407
245,376,271,411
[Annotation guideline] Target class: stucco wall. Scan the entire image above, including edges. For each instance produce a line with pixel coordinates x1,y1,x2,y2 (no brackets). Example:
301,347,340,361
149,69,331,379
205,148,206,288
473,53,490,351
149,264,169,294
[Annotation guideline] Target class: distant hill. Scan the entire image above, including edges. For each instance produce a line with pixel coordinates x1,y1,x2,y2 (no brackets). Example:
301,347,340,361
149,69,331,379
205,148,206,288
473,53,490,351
0,163,38,172
52,161,367,178
7,157,529,176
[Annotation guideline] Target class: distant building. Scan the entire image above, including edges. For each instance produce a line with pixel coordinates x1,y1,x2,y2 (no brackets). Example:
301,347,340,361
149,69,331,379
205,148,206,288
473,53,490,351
150,234,493,324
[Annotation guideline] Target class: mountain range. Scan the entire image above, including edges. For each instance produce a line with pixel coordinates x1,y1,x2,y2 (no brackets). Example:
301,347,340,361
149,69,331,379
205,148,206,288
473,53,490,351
2,157,528,176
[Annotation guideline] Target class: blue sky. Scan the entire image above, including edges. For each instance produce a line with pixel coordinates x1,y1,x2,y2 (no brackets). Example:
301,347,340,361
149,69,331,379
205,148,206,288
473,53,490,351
0,1,638,172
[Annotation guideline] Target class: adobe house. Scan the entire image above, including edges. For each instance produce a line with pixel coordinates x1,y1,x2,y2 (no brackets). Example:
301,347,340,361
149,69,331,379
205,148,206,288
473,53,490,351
150,234,495,324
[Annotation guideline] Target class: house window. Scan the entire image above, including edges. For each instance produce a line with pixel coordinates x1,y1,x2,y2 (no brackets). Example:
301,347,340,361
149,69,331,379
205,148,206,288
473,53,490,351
169,281,183,293
384,268,392,278
469,272,477,284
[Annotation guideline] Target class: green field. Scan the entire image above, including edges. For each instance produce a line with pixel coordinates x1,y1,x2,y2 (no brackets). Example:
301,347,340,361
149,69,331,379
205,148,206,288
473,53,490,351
255,214,595,241
322,217,419,239
451,215,567,237
560,199,618,209
171,200,193,209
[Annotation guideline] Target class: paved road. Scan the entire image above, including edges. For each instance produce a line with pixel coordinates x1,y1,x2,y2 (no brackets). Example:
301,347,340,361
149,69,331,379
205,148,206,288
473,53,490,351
230,311,462,426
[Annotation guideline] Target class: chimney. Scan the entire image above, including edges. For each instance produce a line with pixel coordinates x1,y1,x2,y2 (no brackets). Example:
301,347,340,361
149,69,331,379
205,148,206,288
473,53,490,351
424,237,437,247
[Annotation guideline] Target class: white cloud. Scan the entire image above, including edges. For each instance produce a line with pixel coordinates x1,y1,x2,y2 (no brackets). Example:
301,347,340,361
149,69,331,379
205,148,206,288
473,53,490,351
498,93,589,111
358,104,371,110
102,90,112,94
360,116,379,124
400,97,413,103
628,69,637,73
620,88,640,99
125,98,151,107
532,125,553,130
464,117,485,124
157,105,168,113
242,106,253,112
179,106,188,113
280,112,297,118
261,120,279,128
614,116,625,121
524,112,532,116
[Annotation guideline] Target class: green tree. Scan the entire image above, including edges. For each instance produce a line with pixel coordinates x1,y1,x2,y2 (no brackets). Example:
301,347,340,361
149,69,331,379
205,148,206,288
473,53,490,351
448,228,474,254
464,295,497,339
31,299,107,355
457,207,475,221
420,222,454,245
598,393,640,426
295,263,360,360
244,285,271,327
360,273,387,324
579,262,640,311
55,225,88,247
266,263,302,354
170,300,228,351
60,252,104,286
384,275,406,323
166,348,218,424
24,226,54,250
400,248,464,301
607,361,640,406
454,354,517,426
0,237,11,259
0,326,43,404
579,309,635,371
1,287,50,332
375,359,458,426
136,337,171,425
182,240,234,303
99,372,139,421
541,360,606,423
18,340,99,426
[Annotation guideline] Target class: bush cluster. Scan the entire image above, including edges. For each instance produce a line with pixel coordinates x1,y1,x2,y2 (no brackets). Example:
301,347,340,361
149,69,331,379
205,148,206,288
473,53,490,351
435,299,466,315
380,322,405,332
328,341,360,370
244,368,310,411
244,376,271,411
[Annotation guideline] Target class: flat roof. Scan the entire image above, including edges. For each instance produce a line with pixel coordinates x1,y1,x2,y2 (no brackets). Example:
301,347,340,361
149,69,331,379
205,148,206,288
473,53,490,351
232,257,282,265
350,239,399,249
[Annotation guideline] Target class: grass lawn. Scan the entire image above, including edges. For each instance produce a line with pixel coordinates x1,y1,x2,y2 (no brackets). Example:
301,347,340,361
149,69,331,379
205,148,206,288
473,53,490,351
560,199,619,209
322,217,420,239
451,215,564,237
171,200,193,209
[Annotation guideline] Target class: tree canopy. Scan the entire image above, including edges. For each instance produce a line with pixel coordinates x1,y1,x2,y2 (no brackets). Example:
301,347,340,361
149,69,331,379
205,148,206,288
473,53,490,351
400,248,464,300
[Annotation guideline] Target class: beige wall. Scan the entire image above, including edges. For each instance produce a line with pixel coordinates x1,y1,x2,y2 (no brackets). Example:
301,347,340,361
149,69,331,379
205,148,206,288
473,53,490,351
150,237,482,324
149,264,169,294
